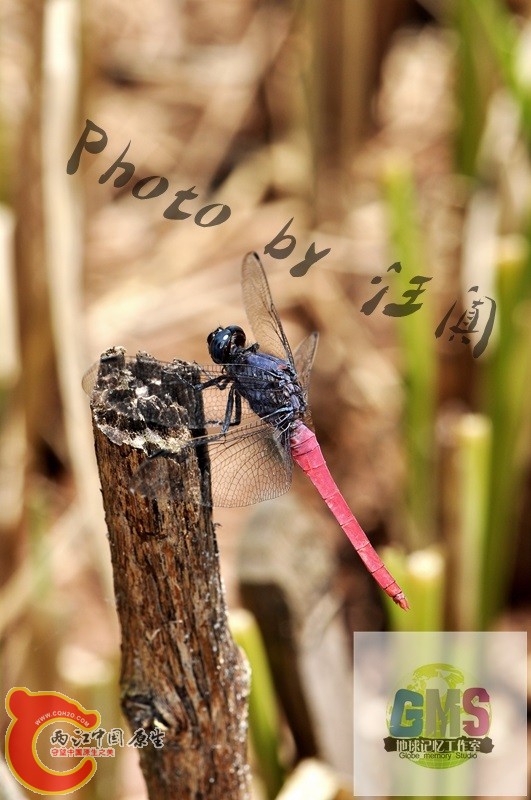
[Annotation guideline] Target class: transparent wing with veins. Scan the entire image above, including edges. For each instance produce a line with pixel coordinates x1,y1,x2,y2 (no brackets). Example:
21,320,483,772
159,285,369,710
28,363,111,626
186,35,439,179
293,331,318,397
241,251,296,364
242,253,318,401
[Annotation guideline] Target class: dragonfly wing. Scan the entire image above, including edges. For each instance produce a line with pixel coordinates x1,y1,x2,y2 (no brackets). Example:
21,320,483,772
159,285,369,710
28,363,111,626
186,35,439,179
293,332,319,395
241,252,295,364
129,455,173,501
82,361,102,395
205,424,292,507
128,422,292,508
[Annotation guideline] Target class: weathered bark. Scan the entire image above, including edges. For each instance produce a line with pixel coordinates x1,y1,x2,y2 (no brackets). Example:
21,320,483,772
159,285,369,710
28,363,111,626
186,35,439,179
88,347,250,800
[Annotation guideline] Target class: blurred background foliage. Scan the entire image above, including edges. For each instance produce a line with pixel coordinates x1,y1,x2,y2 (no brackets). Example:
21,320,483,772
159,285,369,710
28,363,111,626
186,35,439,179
0,0,530,797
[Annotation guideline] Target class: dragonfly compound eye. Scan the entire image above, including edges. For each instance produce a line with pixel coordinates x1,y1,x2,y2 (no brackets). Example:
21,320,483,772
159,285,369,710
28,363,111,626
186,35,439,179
207,325,246,363
207,328,220,346
228,325,246,348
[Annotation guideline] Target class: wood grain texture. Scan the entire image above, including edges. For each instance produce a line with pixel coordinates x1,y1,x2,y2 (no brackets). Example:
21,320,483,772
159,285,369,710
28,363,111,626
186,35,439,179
89,348,250,799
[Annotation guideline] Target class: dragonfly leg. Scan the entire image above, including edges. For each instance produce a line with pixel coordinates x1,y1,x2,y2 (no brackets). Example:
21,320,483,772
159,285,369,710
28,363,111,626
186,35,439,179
262,405,293,431
198,373,231,392
231,390,242,427
221,385,242,433
194,375,243,432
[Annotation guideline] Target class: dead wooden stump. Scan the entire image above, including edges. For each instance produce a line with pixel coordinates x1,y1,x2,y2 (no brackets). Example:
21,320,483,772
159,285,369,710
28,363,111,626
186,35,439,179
87,346,250,800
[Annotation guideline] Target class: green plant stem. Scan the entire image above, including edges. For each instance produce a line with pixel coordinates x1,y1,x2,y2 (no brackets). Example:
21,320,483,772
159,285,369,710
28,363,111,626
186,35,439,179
453,414,491,631
466,0,531,150
453,0,493,176
381,546,445,631
230,609,285,800
382,160,437,550
482,244,531,624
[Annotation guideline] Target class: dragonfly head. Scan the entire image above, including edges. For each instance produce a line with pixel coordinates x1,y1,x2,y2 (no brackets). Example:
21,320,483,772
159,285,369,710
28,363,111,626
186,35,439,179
207,325,247,364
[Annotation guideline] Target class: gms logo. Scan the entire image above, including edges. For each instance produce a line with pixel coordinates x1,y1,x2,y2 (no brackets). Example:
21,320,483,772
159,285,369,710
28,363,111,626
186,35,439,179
383,663,494,769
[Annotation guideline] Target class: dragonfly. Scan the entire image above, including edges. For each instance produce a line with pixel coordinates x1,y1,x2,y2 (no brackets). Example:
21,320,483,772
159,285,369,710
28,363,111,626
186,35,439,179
83,252,408,609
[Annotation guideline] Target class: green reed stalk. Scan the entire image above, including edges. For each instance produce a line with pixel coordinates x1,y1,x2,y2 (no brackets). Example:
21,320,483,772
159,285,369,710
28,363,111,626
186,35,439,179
466,0,531,149
230,609,285,800
452,414,492,630
481,244,531,624
382,160,437,551
381,546,445,632
453,0,496,176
